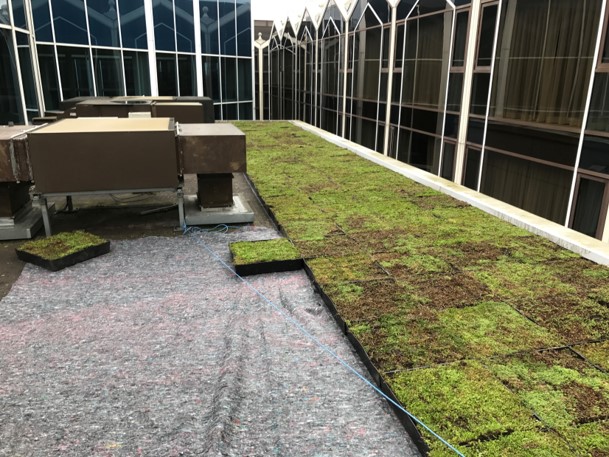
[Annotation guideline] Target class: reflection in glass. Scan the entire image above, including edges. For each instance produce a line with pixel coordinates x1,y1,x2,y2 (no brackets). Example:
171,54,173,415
87,0,120,47
0,0,9,26
202,55,220,100
587,73,609,133
94,48,124,96
153,0,176,52
477,4,497,67
178,54,195,95
175,0,195,52
222,57,237,102
124,50,150,95
235,0,251,57
491,0,601,127
200,1,219,55
452,11,468,67
219,0,236,55
11,0,27,29
57,46,93,99
0,29,22,124
481,150,570,223
118,0,147,49
52,0,89,44
37,44,60,111
572,178,605,238
470,72,489,115
238,58,251,100
157,54,177,95
18,40,38,110
31,0,53,41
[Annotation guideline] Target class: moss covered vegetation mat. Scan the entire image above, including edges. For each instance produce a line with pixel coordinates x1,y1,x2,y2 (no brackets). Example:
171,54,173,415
16,231,110,271
229,238,302,276
236,121,609,456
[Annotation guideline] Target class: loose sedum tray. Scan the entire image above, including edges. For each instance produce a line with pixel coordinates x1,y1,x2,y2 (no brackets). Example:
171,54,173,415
229,238,303,276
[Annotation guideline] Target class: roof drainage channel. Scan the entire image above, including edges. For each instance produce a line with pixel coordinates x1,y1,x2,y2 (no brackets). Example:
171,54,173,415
292,121,609,267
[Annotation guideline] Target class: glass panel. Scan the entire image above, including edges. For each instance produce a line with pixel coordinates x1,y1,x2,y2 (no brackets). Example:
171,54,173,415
11,0,26,29
0,29,22,124
236,0,251,57
153,0,176,52
37,44,60,111
464,148,480,190
200,0,219,55
447,72,463,112
157,54,177,95
118,0,147,49
222,56,237,102
441,142,456,181
175,0,195,52
477,4,497,67
123,50,150,95
52,0,89,45
481,150,571,223
57,46,93,99
239,102,252,120
238,58,252,100
470,72,489,116
491,0,602,127
31,0,53,41
87,0,120,47
17,43,38,110
603,23,609,64
223,102,237,120
0,0,10,26
219,0,236,56
453,11,469,67
177,54,195,95
572,178,605,238
581,135,609,175
202,54,220,101
93,48,124,96
587,72,609,133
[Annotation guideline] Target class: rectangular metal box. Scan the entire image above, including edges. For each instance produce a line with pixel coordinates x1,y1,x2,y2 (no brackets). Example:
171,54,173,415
152,102,208,124
28,118,178,193
197,174,233,207
178,123,246,174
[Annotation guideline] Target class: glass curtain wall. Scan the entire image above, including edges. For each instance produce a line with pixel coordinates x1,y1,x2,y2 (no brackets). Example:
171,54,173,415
3,0,254,122
393,1,453,174
319,1,344,135
282,23,296,120
296,17,314,124
346,0,385,152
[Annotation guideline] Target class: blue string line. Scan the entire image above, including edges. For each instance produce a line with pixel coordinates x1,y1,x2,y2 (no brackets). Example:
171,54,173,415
183,225,465,457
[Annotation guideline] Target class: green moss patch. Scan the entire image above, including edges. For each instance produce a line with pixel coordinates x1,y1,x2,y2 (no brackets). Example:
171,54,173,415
17,231,108,260
488,350,609,431
237,121,609,454
389,361,538,444
572,420,609,455
575,341,609,371
229,238,300,265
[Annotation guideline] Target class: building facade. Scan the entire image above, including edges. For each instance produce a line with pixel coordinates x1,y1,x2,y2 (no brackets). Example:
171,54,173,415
257,0,609,241
0,0,254,124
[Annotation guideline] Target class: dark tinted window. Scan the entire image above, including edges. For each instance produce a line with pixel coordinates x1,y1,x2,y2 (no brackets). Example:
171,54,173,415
200,0,219,55
87,0,120,47
153,0,176,51
175,0,195,52
52,0,88,44
118,0,147,49
31,0,53,41
219,0,236,55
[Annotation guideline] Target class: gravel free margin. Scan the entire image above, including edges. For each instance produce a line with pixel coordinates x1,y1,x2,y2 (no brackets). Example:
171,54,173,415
0,227,420,456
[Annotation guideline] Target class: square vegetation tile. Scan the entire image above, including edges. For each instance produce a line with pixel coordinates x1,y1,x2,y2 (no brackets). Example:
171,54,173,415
574,341,609,372
571,420,609,456
229,238,302,276
388,361,538,445
487,349,609,432
427,430,573,457
16,230,110,272
437,302,561,358
306,254,390,286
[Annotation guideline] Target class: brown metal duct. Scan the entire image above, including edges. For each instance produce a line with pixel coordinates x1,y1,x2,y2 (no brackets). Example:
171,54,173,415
28,118,178,194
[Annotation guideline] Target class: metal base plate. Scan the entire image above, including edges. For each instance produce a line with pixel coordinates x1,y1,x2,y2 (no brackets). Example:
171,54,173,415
0,202,55,240
184,195,254,226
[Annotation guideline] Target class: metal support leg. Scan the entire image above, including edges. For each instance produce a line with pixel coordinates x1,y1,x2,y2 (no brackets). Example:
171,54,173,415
177,188,185,229
66,195,74,212
39,196,52,236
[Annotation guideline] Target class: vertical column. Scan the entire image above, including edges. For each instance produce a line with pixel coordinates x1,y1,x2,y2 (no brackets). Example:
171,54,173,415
383,5,398,155
341,19,349,137
257,42,265,120
83,0,98,96
24,0,45,115
7,4,29,123
314,27,319,126
144,0,159,96
453,0,481,184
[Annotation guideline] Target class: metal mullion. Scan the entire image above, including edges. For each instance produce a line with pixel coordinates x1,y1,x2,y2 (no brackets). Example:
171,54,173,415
23,0,45,115
438,1,457,176
476,0,502,193
567,0,609,229
115,0,127,96
83,0,98,97
7,0,29,123
47,0,64,102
